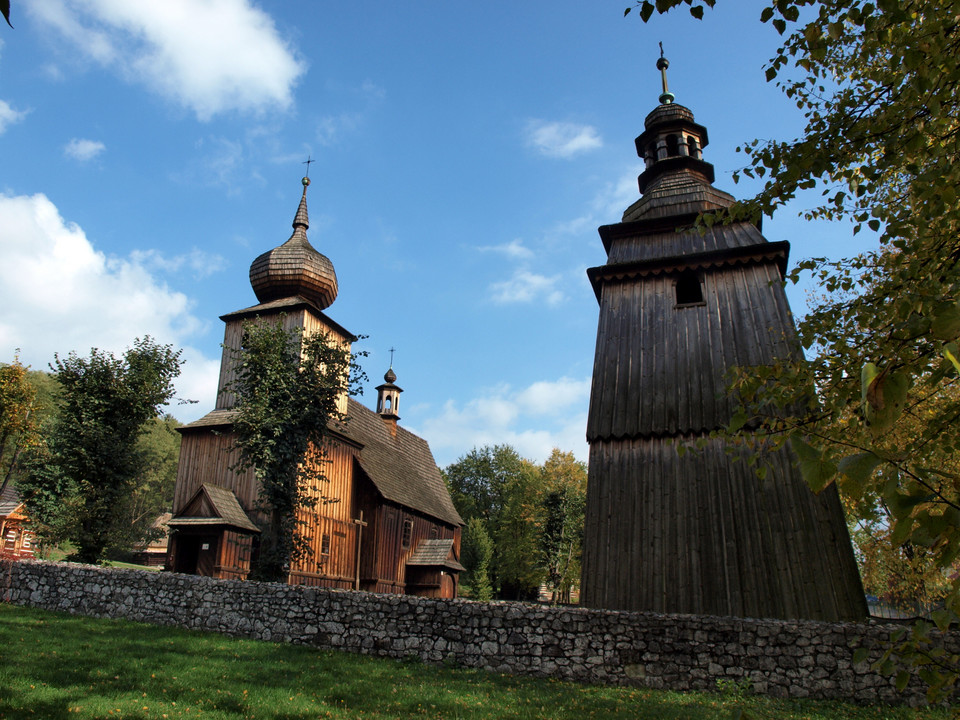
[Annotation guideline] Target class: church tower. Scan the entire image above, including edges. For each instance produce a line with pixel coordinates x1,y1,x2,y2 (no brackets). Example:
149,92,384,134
579,55,866,621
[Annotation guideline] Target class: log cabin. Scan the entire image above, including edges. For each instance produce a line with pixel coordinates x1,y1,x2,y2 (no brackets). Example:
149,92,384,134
0,482,35,560
165,177,463,598
579,55,866,621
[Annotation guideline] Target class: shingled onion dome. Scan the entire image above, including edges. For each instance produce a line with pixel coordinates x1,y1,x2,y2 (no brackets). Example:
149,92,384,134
249,177,339,310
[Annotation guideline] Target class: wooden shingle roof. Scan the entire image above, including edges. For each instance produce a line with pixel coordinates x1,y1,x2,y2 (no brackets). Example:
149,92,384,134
168,483,260,533
336,399,463,528
0,482,23,518
406,538,465,571
179,400,463,528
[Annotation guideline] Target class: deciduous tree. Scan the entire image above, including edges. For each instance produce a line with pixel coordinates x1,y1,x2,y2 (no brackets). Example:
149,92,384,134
228,320,365,583
19,338,181,563
538,449,587,604
444,445,543,600
0,355,42,492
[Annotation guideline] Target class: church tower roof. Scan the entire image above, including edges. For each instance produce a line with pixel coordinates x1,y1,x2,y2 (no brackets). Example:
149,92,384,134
621,53,735,223
248,176,339,310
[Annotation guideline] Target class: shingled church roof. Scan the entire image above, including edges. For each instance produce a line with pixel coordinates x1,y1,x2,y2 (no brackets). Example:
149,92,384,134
336,398,462,527
181,398,463,528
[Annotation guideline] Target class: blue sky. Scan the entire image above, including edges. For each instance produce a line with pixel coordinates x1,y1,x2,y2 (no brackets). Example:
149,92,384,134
0,1,873,468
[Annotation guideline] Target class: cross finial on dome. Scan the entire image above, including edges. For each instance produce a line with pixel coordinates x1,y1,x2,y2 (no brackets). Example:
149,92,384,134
657,42,675,105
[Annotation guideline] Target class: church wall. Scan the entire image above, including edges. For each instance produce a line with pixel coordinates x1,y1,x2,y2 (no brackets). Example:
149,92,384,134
172,430,257,518
215,308,352,414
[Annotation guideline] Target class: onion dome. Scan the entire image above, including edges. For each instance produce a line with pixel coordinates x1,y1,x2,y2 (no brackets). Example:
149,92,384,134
249,177,339,310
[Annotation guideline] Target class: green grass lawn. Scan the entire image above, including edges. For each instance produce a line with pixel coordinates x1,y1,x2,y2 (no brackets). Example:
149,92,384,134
0,603,953,720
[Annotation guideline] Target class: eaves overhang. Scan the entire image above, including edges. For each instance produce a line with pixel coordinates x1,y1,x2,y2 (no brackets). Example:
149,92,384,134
586,240,791,303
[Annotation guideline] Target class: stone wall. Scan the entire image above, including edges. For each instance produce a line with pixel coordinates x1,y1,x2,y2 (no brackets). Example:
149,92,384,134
3,559,955,704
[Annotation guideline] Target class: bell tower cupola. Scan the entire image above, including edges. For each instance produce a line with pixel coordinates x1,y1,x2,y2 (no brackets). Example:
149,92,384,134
376,352,403,436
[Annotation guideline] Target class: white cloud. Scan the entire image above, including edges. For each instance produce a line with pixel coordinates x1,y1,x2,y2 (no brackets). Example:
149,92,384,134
478,239,534,260
416,377,590,467
525,120,602,159
30,0,306,120
0,100,27,134
0,192,219,420
316,112,362,146
63,138,106,161
489,269,564,306
130,248,227,280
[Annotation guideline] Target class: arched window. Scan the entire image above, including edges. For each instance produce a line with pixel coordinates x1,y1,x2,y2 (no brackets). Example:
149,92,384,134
687,135,700,159
666,134,680,157
401,519,413,549
675,270,704,306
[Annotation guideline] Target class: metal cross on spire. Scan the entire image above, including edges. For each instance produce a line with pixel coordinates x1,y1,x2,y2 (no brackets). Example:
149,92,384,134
389,347,396,368
303,155,315,178
656,42,675,105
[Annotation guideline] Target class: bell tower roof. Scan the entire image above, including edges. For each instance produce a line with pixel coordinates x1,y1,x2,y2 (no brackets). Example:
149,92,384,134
621,53,734,223
248,176,339,310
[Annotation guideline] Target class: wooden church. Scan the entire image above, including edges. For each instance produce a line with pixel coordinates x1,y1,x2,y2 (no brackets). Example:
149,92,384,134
165,177,464,599
579,56,867,621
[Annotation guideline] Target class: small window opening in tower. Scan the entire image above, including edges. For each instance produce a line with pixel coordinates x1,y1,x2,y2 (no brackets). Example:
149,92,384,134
666,134,680,157
675,270,704,306
688,135,700,159
385,396,392,411
402,519,413,548
321,533,331,556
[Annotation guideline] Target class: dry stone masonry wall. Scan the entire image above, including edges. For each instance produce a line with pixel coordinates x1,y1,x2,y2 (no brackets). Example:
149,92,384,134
3,560,955,704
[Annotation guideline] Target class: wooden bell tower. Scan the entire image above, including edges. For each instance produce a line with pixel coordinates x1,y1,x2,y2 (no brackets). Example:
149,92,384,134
579,55,866,621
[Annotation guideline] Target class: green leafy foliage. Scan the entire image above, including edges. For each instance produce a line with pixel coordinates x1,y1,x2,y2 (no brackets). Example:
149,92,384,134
228,319,365,583
460,517,494,601
18,338,182,564
0,354,48,493
538,450,587,604
444,445,587,602
104,414,182,561
443,445,543,600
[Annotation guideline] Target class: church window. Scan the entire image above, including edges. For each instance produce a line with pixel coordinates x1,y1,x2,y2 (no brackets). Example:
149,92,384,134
402,519,413,549
321,533,331,556
666,134,680,157
675,270,704,306
688,135,700,159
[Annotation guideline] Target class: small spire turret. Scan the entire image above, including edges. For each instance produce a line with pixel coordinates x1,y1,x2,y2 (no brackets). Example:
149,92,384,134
376,354,403,435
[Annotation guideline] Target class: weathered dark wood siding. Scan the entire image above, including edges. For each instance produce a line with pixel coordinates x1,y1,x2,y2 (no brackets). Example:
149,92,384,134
587,251,798,440
582,110,866,620
581,436,865,620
